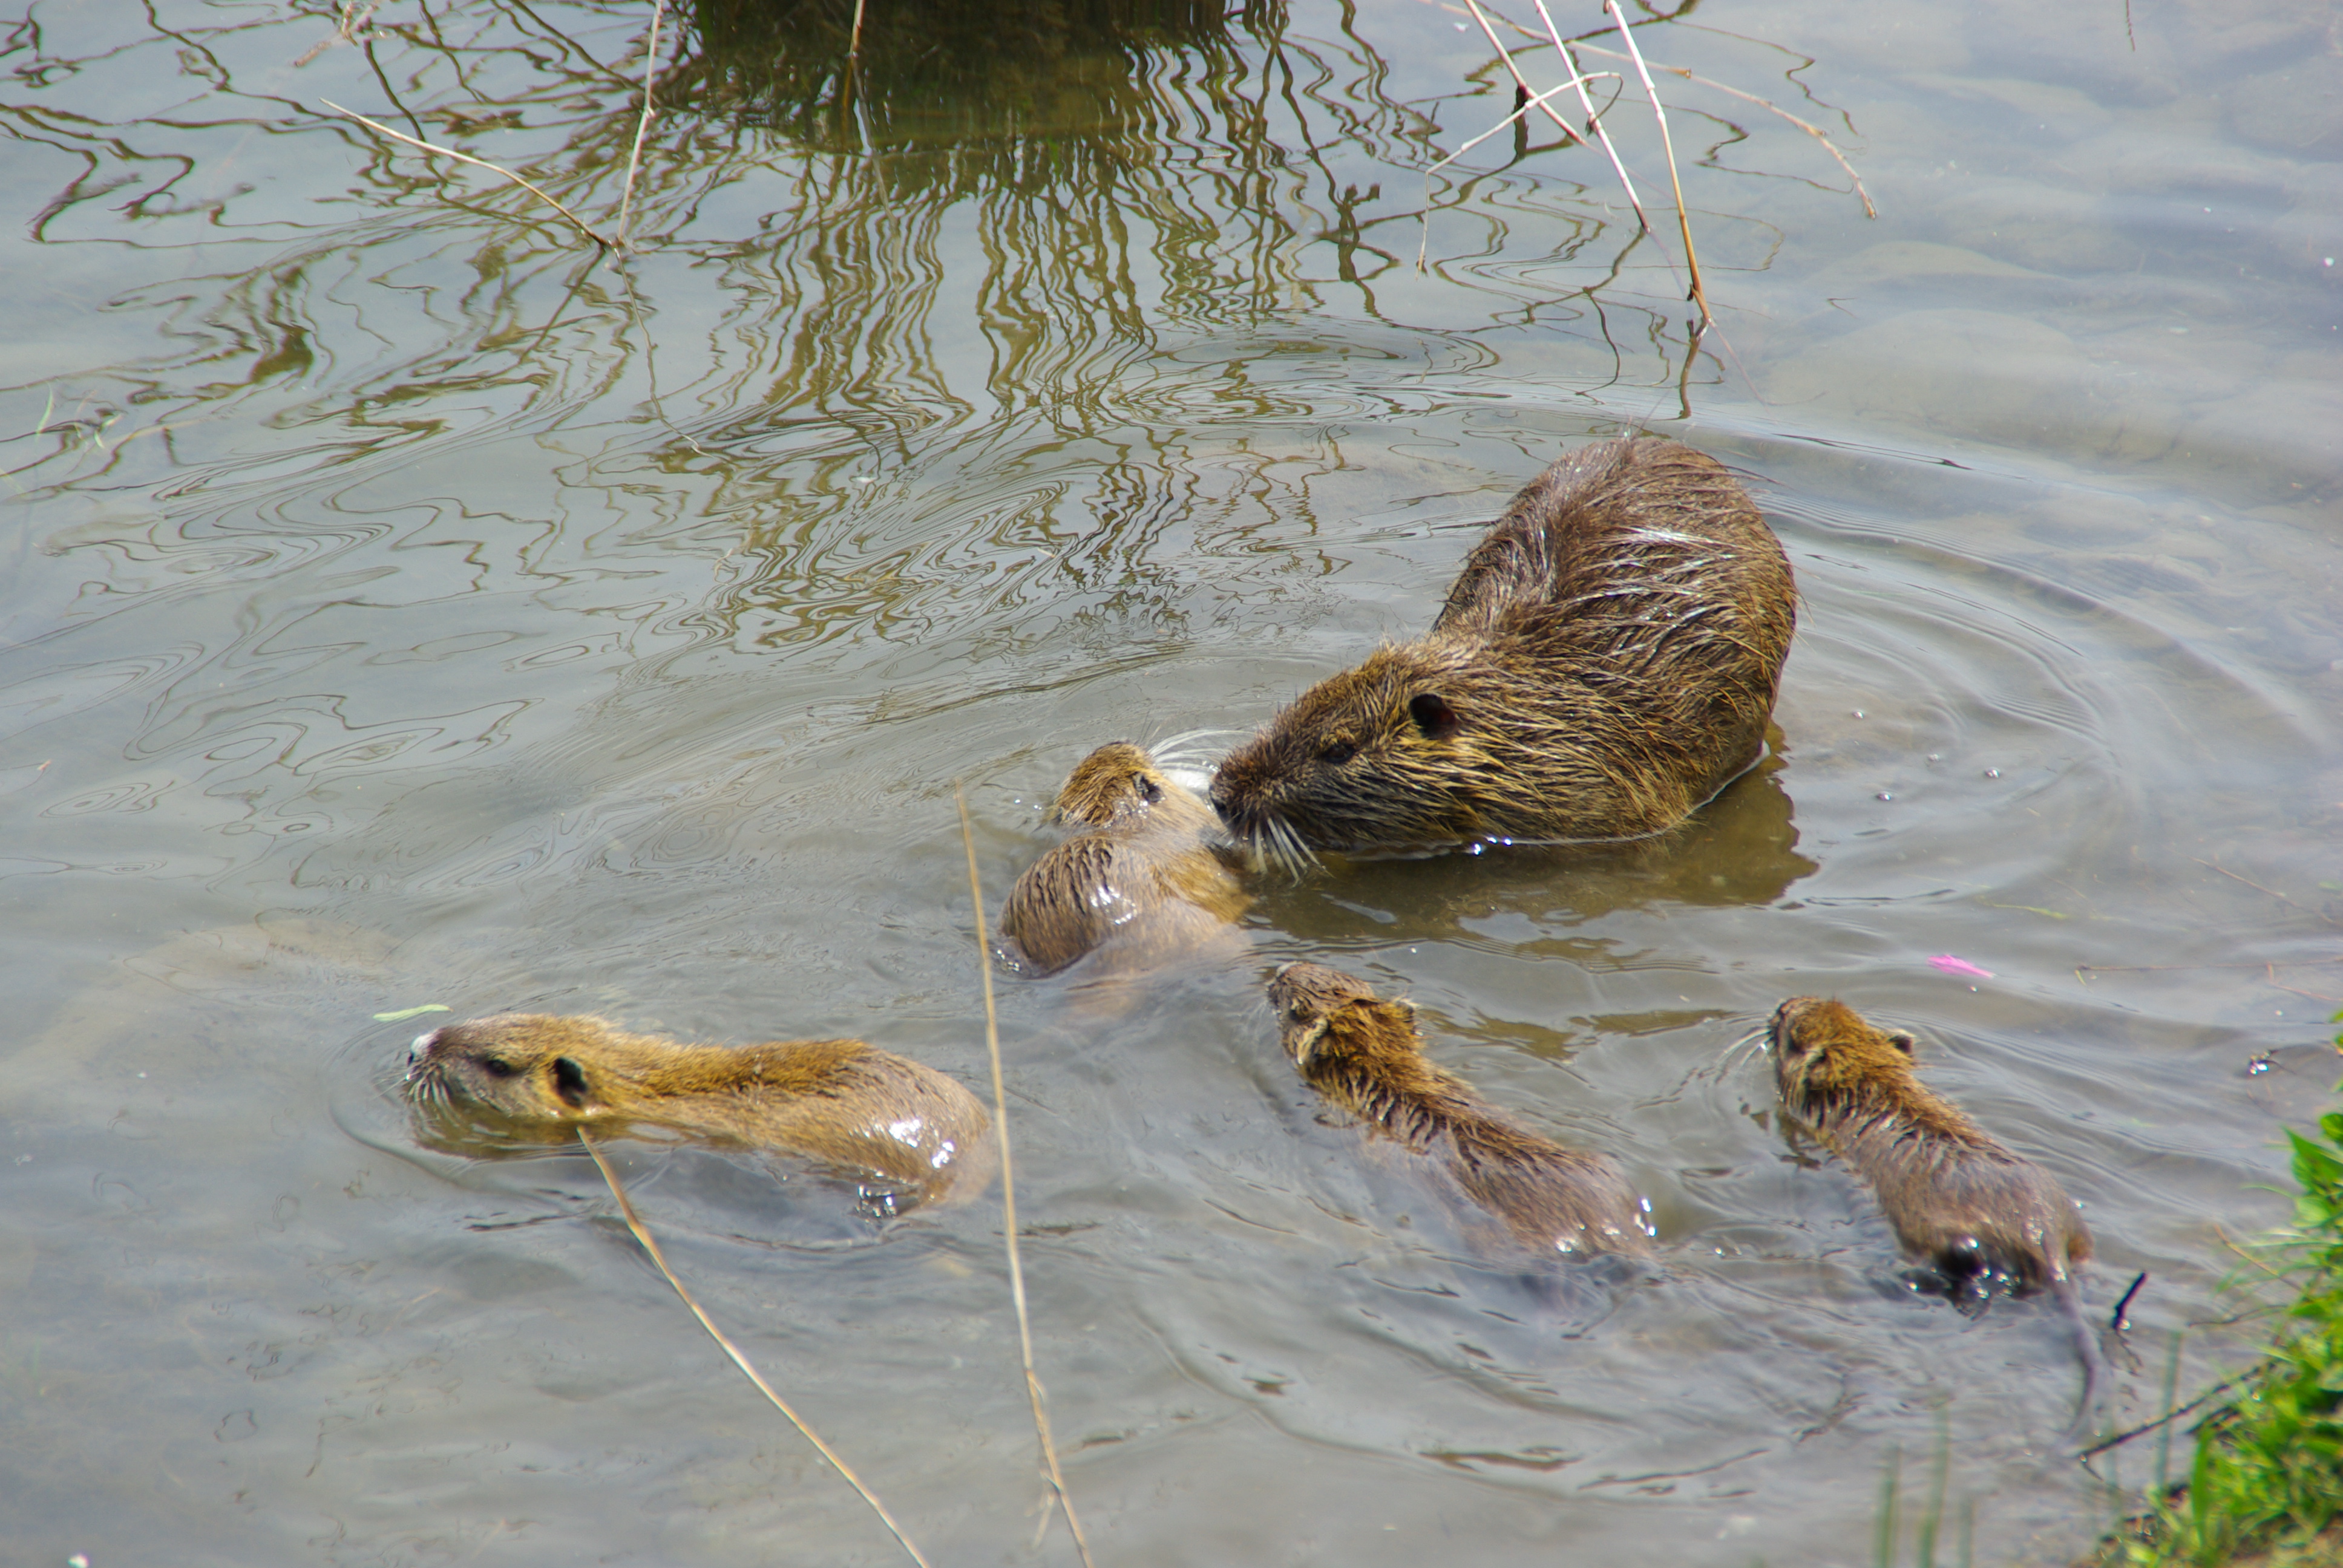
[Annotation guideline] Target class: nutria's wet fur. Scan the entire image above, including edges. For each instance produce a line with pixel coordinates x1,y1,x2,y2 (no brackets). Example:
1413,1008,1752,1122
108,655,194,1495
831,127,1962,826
1211,437,1795,861
1269,962,1651,1259
997,742,1250,977
1769,996,2108,1425
405,1013,993,1202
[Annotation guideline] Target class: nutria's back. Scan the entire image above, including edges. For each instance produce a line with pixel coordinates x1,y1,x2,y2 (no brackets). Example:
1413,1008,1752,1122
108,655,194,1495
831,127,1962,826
1269,962,1650,1258
998,742,1248,978
1211,437,1795,858
1768,996,2090,1291
405,1013,993,1202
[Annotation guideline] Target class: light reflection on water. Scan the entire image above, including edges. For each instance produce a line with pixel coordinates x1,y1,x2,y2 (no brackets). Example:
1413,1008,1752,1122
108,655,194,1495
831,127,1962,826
3,0,2339,1563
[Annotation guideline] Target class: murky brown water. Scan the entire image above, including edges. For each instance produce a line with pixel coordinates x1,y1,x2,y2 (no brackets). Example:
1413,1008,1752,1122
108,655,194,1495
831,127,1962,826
4,0,2339,1563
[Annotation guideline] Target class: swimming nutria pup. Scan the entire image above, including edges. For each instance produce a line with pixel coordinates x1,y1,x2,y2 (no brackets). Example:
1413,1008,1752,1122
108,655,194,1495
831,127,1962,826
1768,996,2108,1424
997,742,1249,977
1211,437,1795,863
405,1014,993,1203
1268,962,1651,1258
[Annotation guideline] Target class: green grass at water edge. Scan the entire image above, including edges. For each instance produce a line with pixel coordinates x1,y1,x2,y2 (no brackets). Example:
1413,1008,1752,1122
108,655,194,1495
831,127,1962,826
2100,1016,2343,1567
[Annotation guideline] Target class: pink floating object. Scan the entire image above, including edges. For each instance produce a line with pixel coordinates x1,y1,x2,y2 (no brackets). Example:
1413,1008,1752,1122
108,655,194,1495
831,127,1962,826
1929,955,1994,979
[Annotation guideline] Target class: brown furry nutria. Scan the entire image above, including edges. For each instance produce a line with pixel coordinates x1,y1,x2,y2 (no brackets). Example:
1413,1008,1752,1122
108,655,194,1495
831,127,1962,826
1768,996,2108,1425
1211,437,1795,863
405,1013,993,1202
1268,962,1651,1258
997,742,1249,977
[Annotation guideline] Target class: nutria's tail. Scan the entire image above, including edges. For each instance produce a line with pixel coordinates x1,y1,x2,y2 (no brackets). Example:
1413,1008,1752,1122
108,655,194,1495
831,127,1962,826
2057,1278,2113,1440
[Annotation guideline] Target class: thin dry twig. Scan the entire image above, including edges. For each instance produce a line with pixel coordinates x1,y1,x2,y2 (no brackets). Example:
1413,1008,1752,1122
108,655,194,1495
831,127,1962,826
293,0,386,68
2195,858,2342,929
1568,42,1876,218
1532,0,1650,227
1418,73,1618,269
1459,0,1660,243
614,0,666,249
1604,0,1709,329
1445,3,1874,217
320,99,616,249
2079,1376,2245,1462
2076,959,2342,974
955,786,1095,1568
577,1131,932,1568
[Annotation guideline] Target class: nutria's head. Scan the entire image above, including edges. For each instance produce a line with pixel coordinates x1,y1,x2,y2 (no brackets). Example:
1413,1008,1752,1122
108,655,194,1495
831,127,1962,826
1769,996,1919,1115
1211,644,1501,869
1051,742,1216,835
404,1013,623,1129
1268,961,1413,1068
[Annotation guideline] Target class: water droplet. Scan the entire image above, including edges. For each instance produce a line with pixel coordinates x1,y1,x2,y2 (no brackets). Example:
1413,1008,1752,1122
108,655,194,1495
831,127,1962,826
1876,791,1893,802
1982,768,2001,779
1850,710,1866,719
1926,753,1941,763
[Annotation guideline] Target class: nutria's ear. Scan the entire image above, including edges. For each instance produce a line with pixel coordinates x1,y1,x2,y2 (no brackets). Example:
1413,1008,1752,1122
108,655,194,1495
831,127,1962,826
1287,1016,1330,1068
552,1056,592,1108
1407,691,1458,741
1887,1030,1916,1056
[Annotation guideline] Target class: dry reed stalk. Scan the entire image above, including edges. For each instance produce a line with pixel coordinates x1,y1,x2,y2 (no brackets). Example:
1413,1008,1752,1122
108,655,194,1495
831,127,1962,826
1567,42,1876,217
1602,0,1709,329
615,0,667,248
1460,0,1657,237
1529,0,1650,227
955,786,1095,1568
320,99,617,249
1418,74,1617,269
293,0,387,68
577,1131,933,1568
1449,1,1876,218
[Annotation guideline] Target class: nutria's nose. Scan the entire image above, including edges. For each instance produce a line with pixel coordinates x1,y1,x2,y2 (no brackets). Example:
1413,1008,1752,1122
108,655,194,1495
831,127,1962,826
407,1027,444,1068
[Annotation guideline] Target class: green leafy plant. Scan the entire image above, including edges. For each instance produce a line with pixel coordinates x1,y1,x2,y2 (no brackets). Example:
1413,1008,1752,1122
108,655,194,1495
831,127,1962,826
2114,1014,2343,1567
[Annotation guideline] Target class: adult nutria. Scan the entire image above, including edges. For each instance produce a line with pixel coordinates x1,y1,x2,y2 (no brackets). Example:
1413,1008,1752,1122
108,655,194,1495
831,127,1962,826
1268,962,1651,1259
405,1013,993,1203
997,742,1250,977
1768,996,2108,1425
1211,437,1795,863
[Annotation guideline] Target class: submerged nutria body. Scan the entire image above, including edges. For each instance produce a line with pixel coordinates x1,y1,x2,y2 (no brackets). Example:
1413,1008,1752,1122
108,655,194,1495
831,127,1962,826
1268,962,1651,1259
1211,437,1795,861
1768,996,2107,1422
405,1014,993,1202
997,742,1250,977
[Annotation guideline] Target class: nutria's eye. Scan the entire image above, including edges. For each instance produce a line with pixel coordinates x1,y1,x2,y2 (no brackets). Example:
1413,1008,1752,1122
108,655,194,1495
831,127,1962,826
480,1056,521,1079
1407,691,1458,740
552,1056,591,1108
1138,777,1163,804
1317,740,1356,766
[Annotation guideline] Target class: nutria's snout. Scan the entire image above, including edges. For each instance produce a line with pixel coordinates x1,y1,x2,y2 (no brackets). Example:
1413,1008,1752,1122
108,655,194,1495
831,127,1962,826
406,1026,443,1076
1768,996,1818,1056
